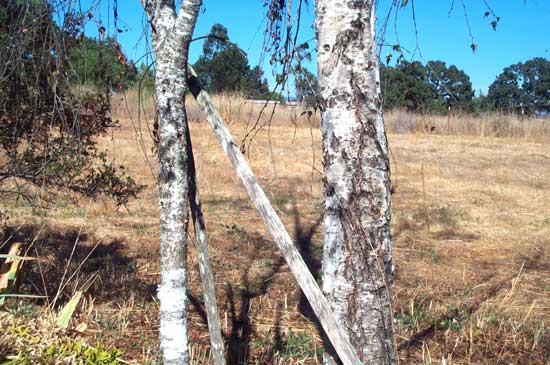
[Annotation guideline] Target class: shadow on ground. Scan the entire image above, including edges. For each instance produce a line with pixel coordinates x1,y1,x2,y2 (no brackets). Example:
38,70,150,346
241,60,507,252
186,203,329,364
1,224,156,308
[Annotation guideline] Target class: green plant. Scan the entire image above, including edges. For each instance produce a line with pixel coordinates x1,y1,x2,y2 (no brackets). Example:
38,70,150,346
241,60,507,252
41,341,124,365
418,248,440,264
7,300,36,318
439,305,466,332
396,299,429,331
251,328,320,361
1,317,126,365
280,329,318,360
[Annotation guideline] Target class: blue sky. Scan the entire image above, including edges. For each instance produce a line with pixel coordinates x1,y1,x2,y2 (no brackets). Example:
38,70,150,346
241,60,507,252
85,0,550,95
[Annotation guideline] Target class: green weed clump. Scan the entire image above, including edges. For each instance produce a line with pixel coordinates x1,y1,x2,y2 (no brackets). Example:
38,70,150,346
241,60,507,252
0,313,126,365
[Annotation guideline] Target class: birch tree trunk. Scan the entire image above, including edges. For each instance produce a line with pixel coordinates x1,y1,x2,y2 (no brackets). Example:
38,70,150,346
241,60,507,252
316,1,396,364
140,1,201,364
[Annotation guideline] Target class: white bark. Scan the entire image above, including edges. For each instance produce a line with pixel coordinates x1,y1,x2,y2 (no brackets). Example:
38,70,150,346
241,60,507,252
316,1,396,364
187,65,364,365
140,1,202,364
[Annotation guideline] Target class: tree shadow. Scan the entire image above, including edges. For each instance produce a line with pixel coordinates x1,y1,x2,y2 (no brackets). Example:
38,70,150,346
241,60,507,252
188,227,285,364
186,204,338,363
225,243,285,364
292,204,340,363
293,204,323,318
393,204,480,242
1,224,156,307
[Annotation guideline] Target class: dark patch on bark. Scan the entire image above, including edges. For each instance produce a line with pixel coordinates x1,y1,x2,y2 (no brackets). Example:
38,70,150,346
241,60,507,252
330,131,340,153
351,19,364,30
347,1,365,9
158,165,176,185
157,139,177,183
186,72,202,98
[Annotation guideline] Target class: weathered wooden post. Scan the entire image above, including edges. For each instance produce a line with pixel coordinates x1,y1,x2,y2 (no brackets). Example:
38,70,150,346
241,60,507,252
186,65,364,365
185,126,226,365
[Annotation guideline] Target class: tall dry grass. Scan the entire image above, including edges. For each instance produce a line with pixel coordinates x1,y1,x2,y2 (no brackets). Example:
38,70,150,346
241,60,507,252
385,108,550,140
110,89,316,128
111,90,550,141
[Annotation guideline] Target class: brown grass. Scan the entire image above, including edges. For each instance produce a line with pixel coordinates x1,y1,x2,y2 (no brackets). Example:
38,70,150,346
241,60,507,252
1,93,550,364
111,91,550,141
386,108,550,140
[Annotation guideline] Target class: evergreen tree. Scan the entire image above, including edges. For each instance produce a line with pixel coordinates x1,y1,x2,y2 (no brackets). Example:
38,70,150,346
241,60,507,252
68,36,137,91
193,23,282,101
245,66,271,99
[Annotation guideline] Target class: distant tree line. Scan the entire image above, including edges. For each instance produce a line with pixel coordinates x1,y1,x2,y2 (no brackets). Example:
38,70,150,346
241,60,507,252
67,22,549,115
68,23,286,102
379,57,550,115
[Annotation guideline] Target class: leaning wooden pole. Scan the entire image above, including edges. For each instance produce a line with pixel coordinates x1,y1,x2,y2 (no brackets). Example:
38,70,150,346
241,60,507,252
186,65,364,365
185,126,226,365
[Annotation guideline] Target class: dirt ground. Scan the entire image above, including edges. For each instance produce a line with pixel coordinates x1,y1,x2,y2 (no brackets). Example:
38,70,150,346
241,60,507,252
2,111,549,364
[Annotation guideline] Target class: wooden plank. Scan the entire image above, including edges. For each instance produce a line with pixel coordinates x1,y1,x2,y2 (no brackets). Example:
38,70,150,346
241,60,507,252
186,65,364,365
0,242,24,305
185,126,226,365
0,242,23,290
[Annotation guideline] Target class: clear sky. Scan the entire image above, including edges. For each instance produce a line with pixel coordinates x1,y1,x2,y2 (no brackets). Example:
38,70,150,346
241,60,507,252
85,0,550,95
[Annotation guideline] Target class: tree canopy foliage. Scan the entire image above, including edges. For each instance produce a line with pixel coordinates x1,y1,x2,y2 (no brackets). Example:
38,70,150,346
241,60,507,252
193,24,284,102
488,57,550,114
380,60,475,114
68,36,138,91
0,0,143,205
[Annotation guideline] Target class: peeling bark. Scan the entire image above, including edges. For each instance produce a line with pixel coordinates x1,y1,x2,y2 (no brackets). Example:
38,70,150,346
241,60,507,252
316,1,396,364
140,1,202,364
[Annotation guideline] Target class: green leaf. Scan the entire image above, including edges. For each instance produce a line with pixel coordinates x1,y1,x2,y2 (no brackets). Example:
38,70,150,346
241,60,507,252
57,290,83,329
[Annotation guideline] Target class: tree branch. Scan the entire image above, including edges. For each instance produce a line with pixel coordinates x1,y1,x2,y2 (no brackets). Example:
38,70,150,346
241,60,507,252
176,0,202,49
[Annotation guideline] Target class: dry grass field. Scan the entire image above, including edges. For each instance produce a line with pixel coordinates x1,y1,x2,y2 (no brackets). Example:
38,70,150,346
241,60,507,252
1,94,550,364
